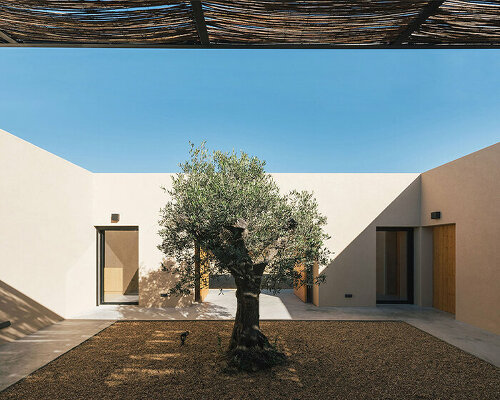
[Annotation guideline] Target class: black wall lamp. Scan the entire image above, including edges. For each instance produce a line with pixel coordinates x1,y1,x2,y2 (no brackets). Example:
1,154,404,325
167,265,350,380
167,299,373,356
431,211,441,219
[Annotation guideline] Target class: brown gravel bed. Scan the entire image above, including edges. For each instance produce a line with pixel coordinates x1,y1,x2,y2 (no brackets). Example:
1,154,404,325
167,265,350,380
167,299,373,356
1,321,498,400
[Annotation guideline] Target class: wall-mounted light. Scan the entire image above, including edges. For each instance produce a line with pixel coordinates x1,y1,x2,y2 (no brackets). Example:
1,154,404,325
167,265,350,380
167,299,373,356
431,211,441,219
111,213,120,223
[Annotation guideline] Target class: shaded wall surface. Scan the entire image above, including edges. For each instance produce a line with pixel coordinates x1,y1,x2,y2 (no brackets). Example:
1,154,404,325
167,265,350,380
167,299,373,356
421,143,500,335
273,173,421,307
0,280,63,344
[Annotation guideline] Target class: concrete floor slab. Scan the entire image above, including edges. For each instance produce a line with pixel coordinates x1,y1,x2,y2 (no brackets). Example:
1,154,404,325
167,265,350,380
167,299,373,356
0,319,113,392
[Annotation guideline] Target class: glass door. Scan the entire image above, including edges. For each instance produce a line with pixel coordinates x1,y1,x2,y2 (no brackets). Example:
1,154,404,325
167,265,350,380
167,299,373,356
97,227,139,305
376,227,414,304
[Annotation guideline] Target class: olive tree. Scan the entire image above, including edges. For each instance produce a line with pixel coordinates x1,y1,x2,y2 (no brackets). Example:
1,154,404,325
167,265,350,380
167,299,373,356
158,143,330,371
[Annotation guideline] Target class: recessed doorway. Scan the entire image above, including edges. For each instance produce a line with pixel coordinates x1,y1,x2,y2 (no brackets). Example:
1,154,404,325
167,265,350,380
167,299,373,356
96,226,139,305
376,227,414,304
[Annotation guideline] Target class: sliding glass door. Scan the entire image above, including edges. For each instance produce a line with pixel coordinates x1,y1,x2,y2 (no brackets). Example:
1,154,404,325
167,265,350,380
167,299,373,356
376,227,414,304
97,227,139,305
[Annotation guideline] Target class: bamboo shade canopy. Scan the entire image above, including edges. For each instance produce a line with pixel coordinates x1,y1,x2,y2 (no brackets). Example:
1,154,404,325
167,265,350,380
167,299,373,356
0,1,499,48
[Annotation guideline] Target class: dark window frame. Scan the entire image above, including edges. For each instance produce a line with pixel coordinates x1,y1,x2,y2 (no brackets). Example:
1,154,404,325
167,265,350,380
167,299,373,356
375,227,414,305
96,226,139,305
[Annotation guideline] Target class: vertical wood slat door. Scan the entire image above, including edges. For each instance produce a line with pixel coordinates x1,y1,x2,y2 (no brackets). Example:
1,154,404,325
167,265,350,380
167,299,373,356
433,224,456,314
293,263,307,303
194,244,210,302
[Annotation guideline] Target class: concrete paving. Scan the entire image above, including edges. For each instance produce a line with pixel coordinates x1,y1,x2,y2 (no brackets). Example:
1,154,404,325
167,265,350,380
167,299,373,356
0,319,113,392
71,289,500,367
1,289,499,392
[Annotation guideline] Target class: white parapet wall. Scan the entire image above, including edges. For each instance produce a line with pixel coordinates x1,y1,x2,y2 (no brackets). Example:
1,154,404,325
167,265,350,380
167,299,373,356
421,142,500,335
0,129,96,341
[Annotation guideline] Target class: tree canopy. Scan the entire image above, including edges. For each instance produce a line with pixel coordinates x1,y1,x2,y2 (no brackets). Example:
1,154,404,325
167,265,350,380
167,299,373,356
158,143,331,371
158,143,330,294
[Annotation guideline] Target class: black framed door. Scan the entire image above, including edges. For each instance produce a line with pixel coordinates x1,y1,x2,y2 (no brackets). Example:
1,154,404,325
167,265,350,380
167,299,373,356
376,227,414,304
96,226,139,305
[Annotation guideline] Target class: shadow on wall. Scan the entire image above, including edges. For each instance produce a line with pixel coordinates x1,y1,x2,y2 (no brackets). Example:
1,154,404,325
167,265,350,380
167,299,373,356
318,177,421,307
0,280,63,344
125,270,139,295
139,261,194,308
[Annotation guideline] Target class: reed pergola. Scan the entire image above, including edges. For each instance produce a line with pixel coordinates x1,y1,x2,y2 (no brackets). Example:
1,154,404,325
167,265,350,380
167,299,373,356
0,1,499,48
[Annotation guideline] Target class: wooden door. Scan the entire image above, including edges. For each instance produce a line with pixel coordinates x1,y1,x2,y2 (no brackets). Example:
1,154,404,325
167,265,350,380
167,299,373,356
433,224,456,314
293,263,307,303
194,244,210,302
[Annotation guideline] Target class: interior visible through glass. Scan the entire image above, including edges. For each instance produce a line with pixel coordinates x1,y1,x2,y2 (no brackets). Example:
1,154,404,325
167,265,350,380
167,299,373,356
376,230,408,302
103,230,139,303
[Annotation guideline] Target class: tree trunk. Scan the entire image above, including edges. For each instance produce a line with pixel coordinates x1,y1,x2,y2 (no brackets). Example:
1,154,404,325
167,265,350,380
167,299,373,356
226,273,286,372
230,281,269,351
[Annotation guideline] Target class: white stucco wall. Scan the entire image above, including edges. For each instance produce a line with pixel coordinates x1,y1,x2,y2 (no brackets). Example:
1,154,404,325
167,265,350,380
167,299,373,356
421,142,500,334
0,129,95,322
273,173,421,306
4,128,496,336
0,125,423,319
91,172,420,308
92,173,193,308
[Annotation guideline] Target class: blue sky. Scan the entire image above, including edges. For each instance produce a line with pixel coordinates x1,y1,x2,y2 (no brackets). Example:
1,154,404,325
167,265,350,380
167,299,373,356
0,49,498,173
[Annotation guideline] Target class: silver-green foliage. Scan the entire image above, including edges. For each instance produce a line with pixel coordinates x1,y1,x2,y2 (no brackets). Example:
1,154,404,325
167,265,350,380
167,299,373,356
158,143,330,296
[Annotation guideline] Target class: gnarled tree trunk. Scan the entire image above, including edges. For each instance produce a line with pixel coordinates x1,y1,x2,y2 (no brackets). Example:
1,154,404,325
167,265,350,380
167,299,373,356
230,276,268,351
221,220,287,371
226,272,286,372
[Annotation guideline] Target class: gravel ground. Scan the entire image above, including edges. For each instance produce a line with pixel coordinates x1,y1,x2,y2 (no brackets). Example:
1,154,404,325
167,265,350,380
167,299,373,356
1,321,498,400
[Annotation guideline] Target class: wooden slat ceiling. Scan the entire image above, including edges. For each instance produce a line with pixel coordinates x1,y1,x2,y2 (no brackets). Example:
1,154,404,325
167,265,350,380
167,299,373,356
0,0,499,48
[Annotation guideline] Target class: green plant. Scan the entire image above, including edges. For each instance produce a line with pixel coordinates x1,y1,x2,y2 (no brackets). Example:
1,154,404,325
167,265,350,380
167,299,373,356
159,143,330,371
